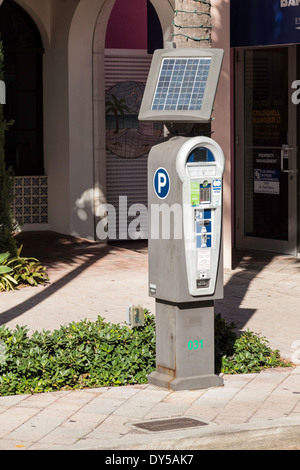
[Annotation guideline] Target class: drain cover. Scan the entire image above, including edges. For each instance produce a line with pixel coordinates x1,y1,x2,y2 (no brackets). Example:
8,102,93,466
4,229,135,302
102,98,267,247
133,417,207,432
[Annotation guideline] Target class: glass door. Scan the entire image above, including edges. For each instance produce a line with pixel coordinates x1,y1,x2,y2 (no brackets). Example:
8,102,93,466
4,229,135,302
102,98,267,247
235,46,297,255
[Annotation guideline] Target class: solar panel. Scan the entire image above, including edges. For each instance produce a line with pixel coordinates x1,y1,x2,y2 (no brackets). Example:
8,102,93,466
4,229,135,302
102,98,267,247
151,58,212,112
138,48,223,123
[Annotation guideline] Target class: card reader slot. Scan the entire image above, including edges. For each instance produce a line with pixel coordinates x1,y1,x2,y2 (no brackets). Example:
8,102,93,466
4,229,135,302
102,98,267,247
197,220,210,226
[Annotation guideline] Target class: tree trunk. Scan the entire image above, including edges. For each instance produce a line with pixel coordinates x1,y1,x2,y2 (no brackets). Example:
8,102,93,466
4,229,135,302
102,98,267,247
173,0,212,48
172,0,212,136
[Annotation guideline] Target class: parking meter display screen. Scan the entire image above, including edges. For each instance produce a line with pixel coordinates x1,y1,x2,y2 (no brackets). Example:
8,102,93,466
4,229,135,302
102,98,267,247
151,58,211,111
188,147,215,163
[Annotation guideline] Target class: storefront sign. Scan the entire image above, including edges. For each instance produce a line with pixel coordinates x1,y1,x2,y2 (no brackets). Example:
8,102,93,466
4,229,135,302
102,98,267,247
231,0,300,47
252,110,281,125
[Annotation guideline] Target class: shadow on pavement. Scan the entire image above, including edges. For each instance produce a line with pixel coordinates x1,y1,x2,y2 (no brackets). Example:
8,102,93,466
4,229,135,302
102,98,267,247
0,231,149,328
216,249,300,336
216,251,273,334
14,230,110,268
2,231,298,340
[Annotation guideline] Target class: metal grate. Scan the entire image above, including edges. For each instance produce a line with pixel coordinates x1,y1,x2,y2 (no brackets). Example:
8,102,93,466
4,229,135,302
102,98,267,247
132,417,207,432
105,52,154,240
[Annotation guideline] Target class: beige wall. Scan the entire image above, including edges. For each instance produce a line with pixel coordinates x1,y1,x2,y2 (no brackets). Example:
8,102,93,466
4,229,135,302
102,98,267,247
45,1,79,236
212,0,233,269
68,0,109,239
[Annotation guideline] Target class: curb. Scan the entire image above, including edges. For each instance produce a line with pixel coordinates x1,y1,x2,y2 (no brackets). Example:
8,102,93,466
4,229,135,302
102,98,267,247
50,418,300,451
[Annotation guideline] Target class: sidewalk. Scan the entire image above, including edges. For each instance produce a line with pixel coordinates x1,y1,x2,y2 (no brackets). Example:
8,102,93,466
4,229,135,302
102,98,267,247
0,367,299,450
0,231,299,450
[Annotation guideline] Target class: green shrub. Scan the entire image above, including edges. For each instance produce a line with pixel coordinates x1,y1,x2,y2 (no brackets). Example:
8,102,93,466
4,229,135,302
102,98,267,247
0,245,49,292
0,313,156,396
0,312,291,397
220,329,291,374
0,251,18,291
215,314,291,374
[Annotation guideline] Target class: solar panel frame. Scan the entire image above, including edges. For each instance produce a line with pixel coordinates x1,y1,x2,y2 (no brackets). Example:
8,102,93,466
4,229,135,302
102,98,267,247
139,48,224,123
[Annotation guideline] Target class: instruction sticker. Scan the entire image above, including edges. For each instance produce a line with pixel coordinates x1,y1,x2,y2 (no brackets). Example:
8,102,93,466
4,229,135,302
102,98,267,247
190,182,200,206
197,249,211,270
212,179,222,206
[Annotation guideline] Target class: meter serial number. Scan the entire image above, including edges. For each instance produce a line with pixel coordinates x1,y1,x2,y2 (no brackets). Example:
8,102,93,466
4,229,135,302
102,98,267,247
188,340,203,350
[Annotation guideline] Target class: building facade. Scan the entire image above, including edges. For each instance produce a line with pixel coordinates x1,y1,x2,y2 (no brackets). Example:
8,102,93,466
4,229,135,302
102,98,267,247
3,0,298,269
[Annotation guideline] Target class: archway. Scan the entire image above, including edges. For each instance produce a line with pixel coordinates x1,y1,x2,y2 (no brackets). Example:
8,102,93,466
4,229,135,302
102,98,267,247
68,0,173,239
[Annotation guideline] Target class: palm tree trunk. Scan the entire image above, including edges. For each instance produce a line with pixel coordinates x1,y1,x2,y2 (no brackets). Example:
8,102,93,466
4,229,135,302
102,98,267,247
172,0,212,136
173,0,212,48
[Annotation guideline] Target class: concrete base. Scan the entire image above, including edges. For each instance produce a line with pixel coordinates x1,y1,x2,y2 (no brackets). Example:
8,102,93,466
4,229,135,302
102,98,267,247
148,370,224,391
149,300,224,391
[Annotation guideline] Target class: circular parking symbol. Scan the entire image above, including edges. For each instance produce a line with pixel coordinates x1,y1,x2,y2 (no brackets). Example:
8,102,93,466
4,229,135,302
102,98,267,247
153,168,170,199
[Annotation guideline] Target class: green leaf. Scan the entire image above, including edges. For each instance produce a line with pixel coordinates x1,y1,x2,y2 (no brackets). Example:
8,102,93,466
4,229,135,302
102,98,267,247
4,274,18,285
0,252,10,264
0,265,13,274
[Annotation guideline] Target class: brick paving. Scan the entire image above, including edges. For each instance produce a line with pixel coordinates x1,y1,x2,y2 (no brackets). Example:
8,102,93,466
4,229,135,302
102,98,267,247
0,367,299,450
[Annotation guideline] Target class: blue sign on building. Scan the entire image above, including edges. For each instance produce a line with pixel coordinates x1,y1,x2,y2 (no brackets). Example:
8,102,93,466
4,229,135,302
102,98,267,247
231,0,300,47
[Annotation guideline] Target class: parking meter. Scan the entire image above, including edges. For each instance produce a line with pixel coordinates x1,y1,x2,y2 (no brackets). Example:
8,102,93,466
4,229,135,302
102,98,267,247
138,46,225,391
148,136,225,304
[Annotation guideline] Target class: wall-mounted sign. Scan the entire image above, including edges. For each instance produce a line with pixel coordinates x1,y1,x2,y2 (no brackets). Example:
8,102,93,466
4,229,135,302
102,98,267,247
254,151,281,195
231,0,300,47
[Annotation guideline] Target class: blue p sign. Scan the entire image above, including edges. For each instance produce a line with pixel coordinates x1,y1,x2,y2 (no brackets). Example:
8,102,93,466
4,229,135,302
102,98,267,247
153,168,170,199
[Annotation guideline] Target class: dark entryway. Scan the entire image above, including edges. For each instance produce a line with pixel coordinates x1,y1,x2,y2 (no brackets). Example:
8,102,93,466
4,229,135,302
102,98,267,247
0,0,44,176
